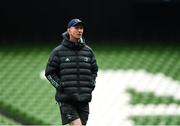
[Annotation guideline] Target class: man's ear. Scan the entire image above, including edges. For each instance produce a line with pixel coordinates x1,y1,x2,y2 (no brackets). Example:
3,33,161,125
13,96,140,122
67,28,70,34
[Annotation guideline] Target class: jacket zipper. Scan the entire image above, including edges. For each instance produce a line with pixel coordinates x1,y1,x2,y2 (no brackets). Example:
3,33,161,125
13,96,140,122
75,49,80,95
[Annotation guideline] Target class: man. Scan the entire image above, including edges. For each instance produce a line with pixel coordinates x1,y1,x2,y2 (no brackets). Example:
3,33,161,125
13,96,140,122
45,18,98,126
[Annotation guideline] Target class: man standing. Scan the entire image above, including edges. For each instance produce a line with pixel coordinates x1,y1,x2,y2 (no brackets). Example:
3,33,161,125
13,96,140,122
45,18,98,126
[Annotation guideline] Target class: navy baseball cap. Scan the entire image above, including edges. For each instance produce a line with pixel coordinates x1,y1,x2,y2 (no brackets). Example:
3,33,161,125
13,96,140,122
67,19,85,28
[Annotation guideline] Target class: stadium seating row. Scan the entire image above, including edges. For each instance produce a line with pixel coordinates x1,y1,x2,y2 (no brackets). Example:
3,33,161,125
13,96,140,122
0,43,180,125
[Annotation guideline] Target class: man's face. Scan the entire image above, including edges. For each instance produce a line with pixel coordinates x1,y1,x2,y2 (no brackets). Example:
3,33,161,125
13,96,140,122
68,25,84,39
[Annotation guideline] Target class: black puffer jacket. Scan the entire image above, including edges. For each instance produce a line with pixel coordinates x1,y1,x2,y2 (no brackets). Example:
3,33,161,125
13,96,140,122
45,32,98,103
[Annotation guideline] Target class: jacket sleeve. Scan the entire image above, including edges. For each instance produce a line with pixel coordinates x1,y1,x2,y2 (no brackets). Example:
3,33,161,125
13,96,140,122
45,48,61,89
91,51,98,87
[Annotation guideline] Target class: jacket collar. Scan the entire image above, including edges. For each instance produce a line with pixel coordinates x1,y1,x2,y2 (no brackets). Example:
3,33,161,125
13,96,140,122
61,32,85,50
